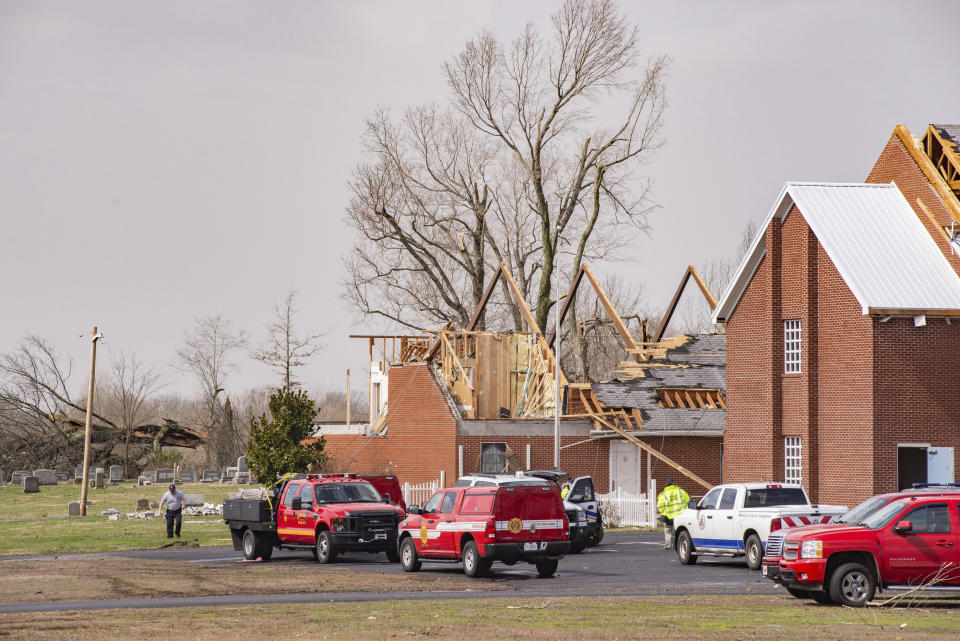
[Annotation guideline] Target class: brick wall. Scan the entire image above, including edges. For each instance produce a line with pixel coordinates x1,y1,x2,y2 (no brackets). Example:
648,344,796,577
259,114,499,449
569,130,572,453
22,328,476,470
321,363,458,484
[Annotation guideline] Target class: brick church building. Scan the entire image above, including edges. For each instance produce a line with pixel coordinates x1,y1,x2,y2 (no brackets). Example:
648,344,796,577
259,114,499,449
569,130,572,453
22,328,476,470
714,124,960,506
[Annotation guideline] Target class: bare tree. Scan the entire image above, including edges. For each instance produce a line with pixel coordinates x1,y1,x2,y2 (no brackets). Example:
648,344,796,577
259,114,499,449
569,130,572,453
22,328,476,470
252,288,325,388
344,0,668,336
108,350,164,474
178,314,247,467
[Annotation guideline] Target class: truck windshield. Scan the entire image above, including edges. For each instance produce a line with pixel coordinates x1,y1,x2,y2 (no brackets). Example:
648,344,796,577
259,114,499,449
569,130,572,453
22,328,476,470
313,482,382,504
836,495,890,524
861,500,909,529
742,487,808,507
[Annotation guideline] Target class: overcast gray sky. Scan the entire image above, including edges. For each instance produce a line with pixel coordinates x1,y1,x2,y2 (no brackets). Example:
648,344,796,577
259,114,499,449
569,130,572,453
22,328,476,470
1,1,958,398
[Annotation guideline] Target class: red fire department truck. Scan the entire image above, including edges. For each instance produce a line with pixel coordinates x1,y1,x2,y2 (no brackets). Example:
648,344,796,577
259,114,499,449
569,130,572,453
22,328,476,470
397,484,570,578
224,473,405,563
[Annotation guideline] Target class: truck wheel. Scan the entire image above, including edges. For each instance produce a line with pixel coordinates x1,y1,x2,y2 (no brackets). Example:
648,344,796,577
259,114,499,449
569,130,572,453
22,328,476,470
258,535,273,561
535,558,559,577
386,545,401,563
315,530,338,564
676,530,697,565
400,537,421,572
829,562,875,607
462,540,488,577
745,534,763,571
242,529,259,560
589,524,604,546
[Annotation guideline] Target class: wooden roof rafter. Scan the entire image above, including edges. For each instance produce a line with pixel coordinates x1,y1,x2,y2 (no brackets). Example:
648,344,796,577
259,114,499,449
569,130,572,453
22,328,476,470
545,262,642,362
922,125,960,196
653,265,718,343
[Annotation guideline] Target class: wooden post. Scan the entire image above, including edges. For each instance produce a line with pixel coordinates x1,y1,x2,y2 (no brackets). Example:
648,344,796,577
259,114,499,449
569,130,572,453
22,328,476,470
79,326,101,517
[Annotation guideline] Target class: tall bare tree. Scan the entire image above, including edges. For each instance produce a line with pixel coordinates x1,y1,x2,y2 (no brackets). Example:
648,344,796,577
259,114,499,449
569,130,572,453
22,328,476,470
252,288,324,389
344,0,668,338
108,350,163,474
178,314,247,467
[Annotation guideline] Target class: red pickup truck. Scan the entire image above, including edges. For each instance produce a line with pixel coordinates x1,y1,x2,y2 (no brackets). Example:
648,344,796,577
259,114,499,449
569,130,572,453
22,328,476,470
397,484,570,577
773,489,960,606
224,473,405,563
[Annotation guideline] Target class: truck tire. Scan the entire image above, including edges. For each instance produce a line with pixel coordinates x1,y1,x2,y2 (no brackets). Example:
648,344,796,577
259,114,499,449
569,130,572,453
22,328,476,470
315,530,338,564
535,558,559,577
462,540,489,577
399,537,421,572
589,523,604,546
745,534,763,571
676,530,697,565
386,545,401,563
828,562,875,607
259,537,273,561
242,529,259,561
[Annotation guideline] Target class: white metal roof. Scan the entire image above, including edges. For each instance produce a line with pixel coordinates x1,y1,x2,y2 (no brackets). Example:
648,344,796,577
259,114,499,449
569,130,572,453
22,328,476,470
713,182,960,322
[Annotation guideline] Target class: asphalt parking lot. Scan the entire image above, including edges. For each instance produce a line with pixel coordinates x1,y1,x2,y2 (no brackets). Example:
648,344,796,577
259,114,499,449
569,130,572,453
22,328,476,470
114,530,778,598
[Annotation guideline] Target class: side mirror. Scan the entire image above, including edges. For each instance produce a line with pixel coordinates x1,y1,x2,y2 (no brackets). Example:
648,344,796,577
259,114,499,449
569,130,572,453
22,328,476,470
688,500,698,510
384,492,392,504
291,497,302,511
407,505,421,515
894,520,913,534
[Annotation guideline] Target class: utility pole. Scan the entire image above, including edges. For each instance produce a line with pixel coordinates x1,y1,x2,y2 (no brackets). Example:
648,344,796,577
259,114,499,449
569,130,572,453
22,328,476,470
554,230,561,471
79,326,102,517
346,369,351,427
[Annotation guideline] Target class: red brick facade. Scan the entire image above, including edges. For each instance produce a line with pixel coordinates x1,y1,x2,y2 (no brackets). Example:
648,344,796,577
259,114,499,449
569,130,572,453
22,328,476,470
725,135,960,506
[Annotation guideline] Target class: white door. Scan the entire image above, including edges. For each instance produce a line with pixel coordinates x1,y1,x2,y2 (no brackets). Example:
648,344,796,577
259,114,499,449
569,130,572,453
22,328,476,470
609,440,641,495
928,447,955,484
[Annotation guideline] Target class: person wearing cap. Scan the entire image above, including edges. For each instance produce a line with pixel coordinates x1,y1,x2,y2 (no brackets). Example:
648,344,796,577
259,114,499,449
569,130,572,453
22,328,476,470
656,477,689,550
158,483,187,538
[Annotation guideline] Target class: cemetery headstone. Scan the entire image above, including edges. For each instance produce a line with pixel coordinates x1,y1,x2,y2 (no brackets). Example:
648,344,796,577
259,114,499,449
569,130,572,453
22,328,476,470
92,470,105,488
109,465,124,484
155,468,175,484
12,471,28,485
224,467,238,481
236,455,249,473
74,466,84,483
0,469,5,484
142,470,156,482
33,469,57,486
56,471,70,482
136,498,150,510
235,471,250,484
67,501,81,516
23,475,40,493
184,493,204,507
180,469,197,483
201,470,221,483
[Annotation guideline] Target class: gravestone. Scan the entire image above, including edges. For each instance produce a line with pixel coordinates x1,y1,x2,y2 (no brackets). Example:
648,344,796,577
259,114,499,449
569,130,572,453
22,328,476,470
56,471,70,482
33,469,57,486
184,493,205,507
236,455,249,473
0,469,5,484
23,475,40,493
180,469,197,483
75,466,85,484
136,498,150,510
12,471,28,485
155,468,175,484
201,470,221,483
90,470,105,489
142,470,156,483
224,467,238,482
137,476,152,486
67,501,81,516
109,465,124,484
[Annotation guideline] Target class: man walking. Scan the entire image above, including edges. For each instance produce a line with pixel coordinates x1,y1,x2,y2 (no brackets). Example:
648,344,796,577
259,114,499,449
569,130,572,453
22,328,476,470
656,477,689,550
158,483,186,538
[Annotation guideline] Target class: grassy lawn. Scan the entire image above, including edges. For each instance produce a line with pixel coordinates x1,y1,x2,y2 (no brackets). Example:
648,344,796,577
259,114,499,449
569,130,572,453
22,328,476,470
2,596,959,641
0,481,254,556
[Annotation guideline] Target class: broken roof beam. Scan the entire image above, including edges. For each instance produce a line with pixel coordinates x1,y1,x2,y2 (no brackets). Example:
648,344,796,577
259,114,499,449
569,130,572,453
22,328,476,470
546,263,640,361
653,265,718,343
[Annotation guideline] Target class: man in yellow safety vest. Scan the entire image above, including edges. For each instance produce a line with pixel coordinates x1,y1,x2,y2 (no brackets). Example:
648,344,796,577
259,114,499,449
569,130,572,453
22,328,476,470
656,477,690,550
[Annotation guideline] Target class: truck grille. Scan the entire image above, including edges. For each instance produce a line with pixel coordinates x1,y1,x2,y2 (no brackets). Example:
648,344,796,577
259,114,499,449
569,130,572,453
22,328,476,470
347,510,398,539
765,533,784,558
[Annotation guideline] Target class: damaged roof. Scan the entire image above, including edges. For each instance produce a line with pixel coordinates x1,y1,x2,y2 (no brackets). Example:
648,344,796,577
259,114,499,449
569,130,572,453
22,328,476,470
593,334,725,435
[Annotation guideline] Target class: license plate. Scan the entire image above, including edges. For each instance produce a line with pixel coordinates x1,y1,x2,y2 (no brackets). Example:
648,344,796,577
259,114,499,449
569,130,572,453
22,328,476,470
762,566,768,576
523,542,538,552
375,532,387,540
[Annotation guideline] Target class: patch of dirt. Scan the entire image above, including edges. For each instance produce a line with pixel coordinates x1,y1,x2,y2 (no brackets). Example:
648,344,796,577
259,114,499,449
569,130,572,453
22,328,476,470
159,539,201,549
0,557,505,604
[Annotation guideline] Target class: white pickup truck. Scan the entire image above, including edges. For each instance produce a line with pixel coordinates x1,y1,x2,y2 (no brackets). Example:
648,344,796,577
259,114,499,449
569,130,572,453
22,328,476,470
672,483,846,570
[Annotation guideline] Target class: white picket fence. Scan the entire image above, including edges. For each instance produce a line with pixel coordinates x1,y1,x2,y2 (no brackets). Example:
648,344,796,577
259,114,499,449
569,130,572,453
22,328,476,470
402,480,440,507
597,485,658,527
